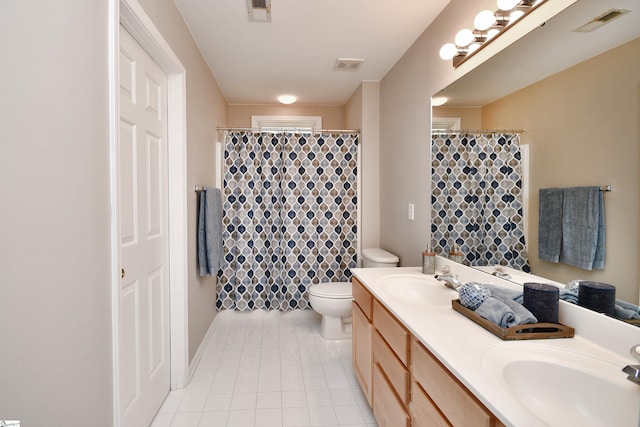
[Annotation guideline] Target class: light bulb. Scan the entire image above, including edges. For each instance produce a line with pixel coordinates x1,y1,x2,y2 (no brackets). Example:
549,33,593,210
468,43,481,54
474,10,496,31
486,29,500,40
510,10,525,22
439,43,458,60
497,0,520,11
455,29,475,47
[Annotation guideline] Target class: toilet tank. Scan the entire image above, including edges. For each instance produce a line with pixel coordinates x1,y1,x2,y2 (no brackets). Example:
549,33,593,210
362,248,399,268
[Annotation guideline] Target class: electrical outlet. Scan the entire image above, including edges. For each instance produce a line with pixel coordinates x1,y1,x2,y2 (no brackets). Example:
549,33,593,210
408,203,415,221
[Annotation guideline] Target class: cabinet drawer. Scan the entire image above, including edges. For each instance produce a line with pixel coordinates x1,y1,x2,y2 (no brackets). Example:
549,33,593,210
373,330,409,404
353,278,373,320
412,340,492,427
410,381,451,427
373,362,410,427
352,302,373,406
373,300,409,365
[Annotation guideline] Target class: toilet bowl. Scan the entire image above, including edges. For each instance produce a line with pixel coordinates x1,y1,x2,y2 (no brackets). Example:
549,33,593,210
308,282,353,340
309,248,399,340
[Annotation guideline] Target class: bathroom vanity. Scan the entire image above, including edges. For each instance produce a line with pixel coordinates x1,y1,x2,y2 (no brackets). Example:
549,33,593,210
351,260,640,427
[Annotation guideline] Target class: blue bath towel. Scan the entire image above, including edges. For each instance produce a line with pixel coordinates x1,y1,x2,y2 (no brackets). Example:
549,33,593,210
561,187,605,270
198,187,223,276
538,188,564,263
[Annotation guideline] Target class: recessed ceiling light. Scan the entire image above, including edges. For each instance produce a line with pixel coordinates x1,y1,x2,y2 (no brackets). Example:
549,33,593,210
278,95,297,104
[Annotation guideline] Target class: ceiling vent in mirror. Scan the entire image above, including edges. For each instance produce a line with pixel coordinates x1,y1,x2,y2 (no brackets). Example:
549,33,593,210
573,9,630,33
335,58,364,71
247,0,271,23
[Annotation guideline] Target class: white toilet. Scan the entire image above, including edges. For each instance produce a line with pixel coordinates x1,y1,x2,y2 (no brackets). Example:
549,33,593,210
308,248,399,339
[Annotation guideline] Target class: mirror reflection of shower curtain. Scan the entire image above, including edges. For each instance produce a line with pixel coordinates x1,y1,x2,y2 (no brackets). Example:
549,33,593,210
431,133,530,271
219,131,359,311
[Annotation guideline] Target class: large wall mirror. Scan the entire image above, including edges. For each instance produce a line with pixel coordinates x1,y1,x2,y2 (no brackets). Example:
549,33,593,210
432,0,640,312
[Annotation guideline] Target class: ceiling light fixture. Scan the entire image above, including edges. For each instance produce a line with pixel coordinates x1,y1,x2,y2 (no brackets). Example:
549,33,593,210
277,95,297,104
431,96,448,107
439,0,546,67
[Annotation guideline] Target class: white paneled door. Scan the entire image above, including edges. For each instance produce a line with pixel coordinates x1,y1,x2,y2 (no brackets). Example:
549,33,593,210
118,25,170,427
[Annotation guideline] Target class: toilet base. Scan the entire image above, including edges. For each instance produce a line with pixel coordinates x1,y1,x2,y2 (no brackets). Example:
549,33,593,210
319,314,352,340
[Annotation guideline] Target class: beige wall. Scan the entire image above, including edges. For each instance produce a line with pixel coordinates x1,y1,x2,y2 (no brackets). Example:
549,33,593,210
138,0,228,365
228,104,344,129
482,37,640,302
346,82,381,254
1,2,113,425
0,0,227,423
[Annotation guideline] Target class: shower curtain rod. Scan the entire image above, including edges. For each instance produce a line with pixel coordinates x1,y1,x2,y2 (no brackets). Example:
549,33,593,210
431,129,526,134
217,127,360,134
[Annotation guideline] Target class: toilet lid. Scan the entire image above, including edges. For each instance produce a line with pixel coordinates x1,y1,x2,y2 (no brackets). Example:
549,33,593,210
308,282,352,299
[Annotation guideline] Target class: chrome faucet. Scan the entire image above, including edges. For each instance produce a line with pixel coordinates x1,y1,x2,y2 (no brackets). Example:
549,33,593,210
622,344,640,385
435,273,463,291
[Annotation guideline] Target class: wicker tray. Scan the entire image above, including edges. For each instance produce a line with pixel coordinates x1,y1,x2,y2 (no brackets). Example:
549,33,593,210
452,299,574,340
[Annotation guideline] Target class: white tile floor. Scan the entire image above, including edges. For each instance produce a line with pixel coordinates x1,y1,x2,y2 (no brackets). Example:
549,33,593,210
151,309,378,427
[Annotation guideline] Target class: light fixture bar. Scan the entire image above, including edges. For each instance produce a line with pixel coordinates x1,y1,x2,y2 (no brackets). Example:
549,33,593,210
441,0,547,68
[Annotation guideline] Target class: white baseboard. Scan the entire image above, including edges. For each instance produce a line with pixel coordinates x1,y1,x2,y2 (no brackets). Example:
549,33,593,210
187,312,221,383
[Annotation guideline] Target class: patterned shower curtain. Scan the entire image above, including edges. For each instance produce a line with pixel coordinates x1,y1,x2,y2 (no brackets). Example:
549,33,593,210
431,133,530,271
218,131,359,311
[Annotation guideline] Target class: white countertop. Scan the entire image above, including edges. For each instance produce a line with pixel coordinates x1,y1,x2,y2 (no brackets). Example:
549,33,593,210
351,262,640,427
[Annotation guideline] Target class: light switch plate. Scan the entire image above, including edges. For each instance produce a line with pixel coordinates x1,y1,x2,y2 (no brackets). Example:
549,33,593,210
408,203,415,221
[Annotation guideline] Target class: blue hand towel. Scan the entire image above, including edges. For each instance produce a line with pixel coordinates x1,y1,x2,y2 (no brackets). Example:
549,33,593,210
538,188,564,263
198,187,223,276
561,186,605,270
475,296,538,328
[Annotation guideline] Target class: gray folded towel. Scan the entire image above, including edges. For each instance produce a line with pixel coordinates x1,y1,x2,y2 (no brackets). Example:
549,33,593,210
538,188,564,263
198,187,223,276
561,187,605,270
465,282,537,328
559,289,579,304
475,296,538,328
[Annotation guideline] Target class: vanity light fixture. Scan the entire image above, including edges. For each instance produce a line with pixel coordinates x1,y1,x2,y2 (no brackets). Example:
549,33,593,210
439,0,546,67
277,95,297,104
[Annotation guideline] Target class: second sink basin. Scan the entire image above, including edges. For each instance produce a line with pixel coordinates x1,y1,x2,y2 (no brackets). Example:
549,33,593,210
377,274,457,306
481,343,640,427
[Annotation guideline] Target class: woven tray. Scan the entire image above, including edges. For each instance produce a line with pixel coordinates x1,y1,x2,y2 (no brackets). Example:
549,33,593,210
452,299,574,340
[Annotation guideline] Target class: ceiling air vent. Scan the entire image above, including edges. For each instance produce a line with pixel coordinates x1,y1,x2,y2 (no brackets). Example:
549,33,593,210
573,9,630,33
247,0,271,23
335,58,364,71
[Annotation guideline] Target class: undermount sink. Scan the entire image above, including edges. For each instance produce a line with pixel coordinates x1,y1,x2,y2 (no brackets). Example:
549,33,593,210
377,274,457,306
481,343,640,427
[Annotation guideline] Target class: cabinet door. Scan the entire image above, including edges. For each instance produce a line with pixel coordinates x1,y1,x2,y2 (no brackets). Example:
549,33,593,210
373,363,410,427
410,380,451,427
353,301,373,406
412,340,492,427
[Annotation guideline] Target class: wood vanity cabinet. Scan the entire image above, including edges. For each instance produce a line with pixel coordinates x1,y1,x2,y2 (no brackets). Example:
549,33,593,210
352,278,507,427
372,299,411,427
411,339,505,427
352,278,373,406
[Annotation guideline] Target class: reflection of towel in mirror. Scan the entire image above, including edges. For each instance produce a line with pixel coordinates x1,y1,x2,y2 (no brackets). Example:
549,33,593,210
561,187,605,270
538,188,564,263
198,187,223,276
475,296,538,328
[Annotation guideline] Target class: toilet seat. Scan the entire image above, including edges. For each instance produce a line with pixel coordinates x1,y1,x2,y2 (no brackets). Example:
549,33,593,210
308,282,352,299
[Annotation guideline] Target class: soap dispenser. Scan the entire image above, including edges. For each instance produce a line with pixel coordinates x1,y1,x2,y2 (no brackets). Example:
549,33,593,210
448,243,464,264
422,243,436,275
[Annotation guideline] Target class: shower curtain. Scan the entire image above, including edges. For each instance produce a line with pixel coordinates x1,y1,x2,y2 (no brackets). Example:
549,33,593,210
218,131,359,311
431,132,530,271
